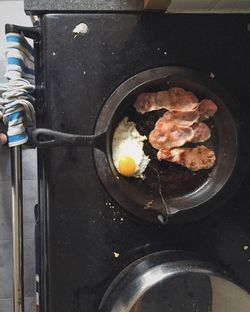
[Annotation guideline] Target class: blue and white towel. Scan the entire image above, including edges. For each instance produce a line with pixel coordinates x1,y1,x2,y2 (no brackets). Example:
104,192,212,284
0,32,36,147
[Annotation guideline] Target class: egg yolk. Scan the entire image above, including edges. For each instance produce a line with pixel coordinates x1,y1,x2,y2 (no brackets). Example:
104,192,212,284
118,156,136,177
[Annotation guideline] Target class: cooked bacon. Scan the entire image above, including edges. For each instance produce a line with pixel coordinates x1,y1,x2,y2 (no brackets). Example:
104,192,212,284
149,121,193,150
149,111,211,151
191,122,211,143
134,93,158,114
155,88,199,112
134,87,199,114
198,99,218,121
134,89,218,123
135,88,218,171
161,110,200,127
157,145,216,171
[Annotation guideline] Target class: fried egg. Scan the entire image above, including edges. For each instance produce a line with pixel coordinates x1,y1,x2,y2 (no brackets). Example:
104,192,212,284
112,117,150,178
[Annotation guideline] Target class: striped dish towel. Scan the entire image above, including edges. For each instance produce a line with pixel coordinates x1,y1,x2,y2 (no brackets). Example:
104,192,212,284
0,32,36,147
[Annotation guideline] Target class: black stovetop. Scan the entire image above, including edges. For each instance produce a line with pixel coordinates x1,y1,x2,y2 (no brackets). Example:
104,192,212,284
37,13,250,312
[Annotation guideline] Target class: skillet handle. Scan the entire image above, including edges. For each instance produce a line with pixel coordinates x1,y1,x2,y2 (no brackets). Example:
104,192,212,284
29,128,106,151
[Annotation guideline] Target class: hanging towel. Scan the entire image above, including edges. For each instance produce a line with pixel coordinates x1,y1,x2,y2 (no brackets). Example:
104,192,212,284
0,32,36,147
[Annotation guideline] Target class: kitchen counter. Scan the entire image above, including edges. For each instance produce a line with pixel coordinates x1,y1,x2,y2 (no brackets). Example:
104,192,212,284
24,0,144,14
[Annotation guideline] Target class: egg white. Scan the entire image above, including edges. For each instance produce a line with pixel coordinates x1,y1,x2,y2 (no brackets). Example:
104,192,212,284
112,117,150,178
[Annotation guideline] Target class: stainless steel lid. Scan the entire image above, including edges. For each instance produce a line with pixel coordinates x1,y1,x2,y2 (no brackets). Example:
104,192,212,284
100,251,250,312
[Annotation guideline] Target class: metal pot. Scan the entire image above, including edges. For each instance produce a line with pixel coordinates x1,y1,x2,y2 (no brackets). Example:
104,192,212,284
99,251,250,312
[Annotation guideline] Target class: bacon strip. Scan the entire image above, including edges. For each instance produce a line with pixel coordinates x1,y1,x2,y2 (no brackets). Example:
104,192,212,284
134,89,218,122
149,121,194,150
161,110,200,127
191,122,211,143
157,145,216,171
198,99,218,121
149,114,211,151
134,87,199,114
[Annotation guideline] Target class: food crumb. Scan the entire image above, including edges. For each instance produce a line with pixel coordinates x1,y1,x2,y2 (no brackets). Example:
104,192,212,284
164,51,167,55
113,252,120,258
210,72,215,79
52,52,56,56
120,217,124,221
72,23,88,38
144,200,154,209
243,245,249,251
157,214,168,224
157,215,164,224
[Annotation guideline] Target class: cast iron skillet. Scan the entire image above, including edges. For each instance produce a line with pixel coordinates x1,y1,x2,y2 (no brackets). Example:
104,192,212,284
30,67,238,223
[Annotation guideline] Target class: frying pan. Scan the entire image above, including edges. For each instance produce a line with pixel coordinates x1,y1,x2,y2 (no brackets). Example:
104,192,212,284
30,67,238,223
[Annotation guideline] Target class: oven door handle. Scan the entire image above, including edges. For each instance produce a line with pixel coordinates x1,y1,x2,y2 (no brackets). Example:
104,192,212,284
29,128,107,151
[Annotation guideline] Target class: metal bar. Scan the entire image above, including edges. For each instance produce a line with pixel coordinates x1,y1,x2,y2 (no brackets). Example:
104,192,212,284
144,0,171,10
11,146,24,312
30,15,39,24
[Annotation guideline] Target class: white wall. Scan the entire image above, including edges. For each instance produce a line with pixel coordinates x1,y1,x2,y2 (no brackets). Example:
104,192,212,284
0,1,36,312
0,1,31,82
